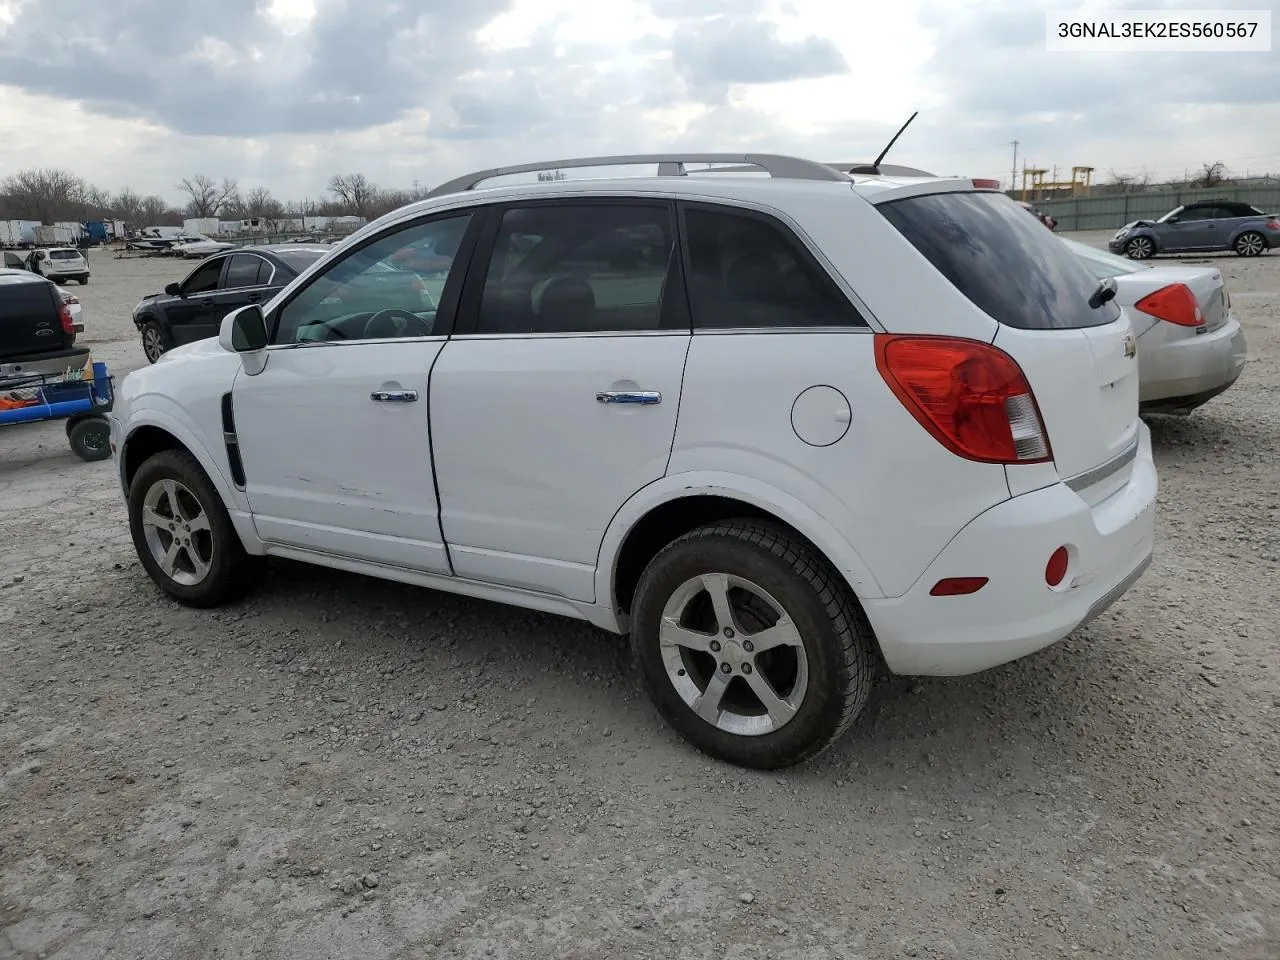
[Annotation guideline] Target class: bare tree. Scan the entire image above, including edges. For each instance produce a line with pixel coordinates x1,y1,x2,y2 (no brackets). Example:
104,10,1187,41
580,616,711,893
537,170,567,182
244,185,284,221
112,188,145,223
0,167,94,222
139,194,176,226
328,173,378,217
1192,162,1229,189
177,173,240,218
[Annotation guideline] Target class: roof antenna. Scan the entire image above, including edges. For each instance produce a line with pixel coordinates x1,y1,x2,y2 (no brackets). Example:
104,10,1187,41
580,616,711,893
849,111,919,175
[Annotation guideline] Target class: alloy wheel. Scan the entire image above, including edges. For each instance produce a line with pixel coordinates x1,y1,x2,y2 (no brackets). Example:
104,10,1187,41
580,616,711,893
659,572,809,736
140,479,214,586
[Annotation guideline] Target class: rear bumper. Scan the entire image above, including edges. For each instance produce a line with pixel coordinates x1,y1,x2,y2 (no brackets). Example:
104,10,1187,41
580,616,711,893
862,423,1158,676
1138,316,1246,409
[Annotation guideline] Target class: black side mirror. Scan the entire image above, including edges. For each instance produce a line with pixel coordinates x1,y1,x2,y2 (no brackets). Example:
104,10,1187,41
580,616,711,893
165,282,181,296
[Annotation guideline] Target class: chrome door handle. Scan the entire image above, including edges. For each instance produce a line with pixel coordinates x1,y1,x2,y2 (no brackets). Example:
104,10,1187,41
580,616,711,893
370,389,418,403
597,390,661,405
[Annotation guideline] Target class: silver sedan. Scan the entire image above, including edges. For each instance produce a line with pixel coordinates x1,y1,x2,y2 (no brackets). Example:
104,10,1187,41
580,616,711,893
1062,237,1247,415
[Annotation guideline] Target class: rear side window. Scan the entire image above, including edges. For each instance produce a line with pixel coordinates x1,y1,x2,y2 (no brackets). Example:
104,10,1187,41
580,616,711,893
880,191,1121,330
683,205,864,329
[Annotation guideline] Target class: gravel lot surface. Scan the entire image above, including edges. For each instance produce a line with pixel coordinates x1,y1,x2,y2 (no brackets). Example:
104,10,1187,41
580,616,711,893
2,237,1277,959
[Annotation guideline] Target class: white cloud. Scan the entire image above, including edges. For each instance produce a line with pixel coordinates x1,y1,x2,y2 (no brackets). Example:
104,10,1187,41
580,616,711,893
0,0,1276,207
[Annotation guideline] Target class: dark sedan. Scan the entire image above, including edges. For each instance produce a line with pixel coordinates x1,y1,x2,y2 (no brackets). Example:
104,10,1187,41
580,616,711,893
133,245,329,362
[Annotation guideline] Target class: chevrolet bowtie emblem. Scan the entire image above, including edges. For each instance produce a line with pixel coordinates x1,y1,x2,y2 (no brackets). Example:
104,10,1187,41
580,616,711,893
1123,335,1136,359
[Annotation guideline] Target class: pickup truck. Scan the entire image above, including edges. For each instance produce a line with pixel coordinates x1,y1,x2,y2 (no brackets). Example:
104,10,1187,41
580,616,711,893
0,270,89,380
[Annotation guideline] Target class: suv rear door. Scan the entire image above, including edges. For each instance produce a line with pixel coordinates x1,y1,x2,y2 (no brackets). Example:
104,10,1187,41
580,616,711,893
879,190,1140,499
430,199,691,602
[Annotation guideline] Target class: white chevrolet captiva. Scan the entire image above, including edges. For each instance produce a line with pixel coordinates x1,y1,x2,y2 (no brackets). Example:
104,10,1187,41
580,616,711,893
108,154,1158,769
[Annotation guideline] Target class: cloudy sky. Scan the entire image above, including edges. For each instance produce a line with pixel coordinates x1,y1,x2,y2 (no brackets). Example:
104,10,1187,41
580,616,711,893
0,0,1277,204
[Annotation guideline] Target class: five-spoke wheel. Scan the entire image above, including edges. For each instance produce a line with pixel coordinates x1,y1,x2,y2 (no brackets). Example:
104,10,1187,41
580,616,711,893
632,519,876,769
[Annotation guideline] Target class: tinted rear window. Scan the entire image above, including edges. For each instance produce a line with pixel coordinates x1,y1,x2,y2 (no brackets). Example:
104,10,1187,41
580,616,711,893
879,191,1121,330
272,250,325,274
49,250,81,259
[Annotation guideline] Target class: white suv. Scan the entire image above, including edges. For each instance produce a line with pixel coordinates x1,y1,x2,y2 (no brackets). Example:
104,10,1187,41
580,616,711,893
108,154,1157,769
30,247,90,285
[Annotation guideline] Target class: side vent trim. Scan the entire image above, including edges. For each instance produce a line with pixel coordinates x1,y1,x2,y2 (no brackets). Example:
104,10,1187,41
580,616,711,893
220,392,247,488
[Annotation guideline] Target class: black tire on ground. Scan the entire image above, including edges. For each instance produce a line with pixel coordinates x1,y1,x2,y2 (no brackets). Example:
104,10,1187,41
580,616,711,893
141,320,170,363
79,276,89,284
53,277,67,285
1234,231,1266,257
630,519,877,769
1125,236,1155,260
127,449,259,607
67,417,111,461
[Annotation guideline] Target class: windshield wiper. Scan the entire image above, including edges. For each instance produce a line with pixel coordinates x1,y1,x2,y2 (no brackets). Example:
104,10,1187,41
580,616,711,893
1088,277,1118,309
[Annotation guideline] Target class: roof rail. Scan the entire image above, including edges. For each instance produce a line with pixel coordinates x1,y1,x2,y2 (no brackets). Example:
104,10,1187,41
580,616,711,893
424,153,849,199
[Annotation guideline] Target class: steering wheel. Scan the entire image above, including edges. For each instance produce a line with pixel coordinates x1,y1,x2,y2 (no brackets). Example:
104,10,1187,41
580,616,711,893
362,308,432,340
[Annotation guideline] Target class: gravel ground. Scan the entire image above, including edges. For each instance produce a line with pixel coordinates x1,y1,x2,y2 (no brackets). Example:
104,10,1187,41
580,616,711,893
1,238,1277,960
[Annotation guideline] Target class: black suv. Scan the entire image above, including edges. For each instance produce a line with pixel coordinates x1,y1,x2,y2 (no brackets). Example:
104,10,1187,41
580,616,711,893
0,270,88,379
133,245,329,362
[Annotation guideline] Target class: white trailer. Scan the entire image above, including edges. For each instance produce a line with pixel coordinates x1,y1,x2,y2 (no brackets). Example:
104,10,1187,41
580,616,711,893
54,221,84,242
34,225,60,246
183,217,220,236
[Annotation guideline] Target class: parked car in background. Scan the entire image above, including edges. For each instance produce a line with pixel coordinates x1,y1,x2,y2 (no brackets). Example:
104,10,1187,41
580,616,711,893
170,235,237,259
132,245,329,362
1062,237,1246,415
109,153,1156,769
0,266,82,335
1110,201,1279,259
0,270,88,379
29,247,90,284
1017,200,1057,230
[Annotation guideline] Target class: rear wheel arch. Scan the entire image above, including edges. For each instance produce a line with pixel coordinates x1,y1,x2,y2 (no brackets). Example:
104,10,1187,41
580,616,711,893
604,483,885,618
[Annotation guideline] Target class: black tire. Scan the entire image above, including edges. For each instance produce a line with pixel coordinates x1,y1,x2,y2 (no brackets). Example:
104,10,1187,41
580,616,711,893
630,519,876,769
67,417,110,461
1234,231,1266,258
140,320,170,363
127,449,259,607
53,277,67,285
1125,236,1155,260
79,276,89,285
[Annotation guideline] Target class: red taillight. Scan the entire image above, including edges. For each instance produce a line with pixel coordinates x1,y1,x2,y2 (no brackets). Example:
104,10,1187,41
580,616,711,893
930,576,989,596
874,334,1052,464
1135,282,1203,327
1045,546,1069,587
58,302,75,335
971,178,1002,190
1265,220,1279,231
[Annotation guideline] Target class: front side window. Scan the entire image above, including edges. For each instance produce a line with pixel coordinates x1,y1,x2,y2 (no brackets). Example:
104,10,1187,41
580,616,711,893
183,258,224,295
271,214,472,344
682,205,864,330
223,255,264,289
476,203,678,335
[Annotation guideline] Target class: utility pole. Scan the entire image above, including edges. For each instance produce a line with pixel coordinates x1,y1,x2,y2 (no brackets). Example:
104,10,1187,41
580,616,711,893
1010,140,1019,192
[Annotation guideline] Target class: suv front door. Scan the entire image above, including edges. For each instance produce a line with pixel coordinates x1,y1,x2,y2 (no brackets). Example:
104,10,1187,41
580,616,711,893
230,213,479,574
430,199,691,602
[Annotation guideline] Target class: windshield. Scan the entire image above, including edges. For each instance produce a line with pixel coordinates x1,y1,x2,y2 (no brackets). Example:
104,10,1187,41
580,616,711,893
878,190,1121,330
1156,207,1183,223
1059,236,1149,279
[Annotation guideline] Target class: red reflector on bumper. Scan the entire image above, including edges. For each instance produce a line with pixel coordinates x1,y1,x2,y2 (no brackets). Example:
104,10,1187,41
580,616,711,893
930,576,989,596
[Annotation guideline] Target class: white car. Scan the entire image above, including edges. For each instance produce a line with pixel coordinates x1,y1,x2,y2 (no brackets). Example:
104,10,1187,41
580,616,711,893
1061,237,1247,415
171,236,236,258
107,153,1157,769
29,247,90,285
